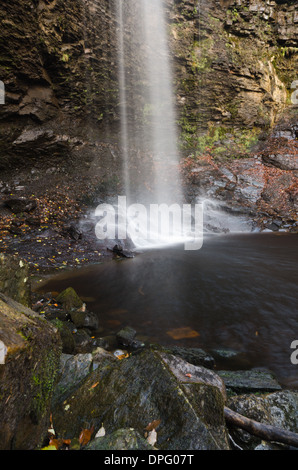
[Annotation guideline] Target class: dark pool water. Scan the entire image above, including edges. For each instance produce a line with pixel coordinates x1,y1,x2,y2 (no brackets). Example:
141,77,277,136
38,232,298,389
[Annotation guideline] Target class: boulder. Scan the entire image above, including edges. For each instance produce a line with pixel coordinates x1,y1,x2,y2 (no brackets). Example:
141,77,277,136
0,293,61,450
51,349,230,450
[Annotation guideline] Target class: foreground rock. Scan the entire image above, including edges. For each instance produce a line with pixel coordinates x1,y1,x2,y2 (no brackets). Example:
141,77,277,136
226,390,298,450
85,428,154,451
0,293,62,450
33,288,101,355
51,348,230,450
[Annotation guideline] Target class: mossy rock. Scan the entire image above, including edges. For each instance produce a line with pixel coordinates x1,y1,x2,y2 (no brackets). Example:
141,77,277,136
0,254,31,307
51,349,230,450
0,293,62,450
56,287,83,311
86,428,153,450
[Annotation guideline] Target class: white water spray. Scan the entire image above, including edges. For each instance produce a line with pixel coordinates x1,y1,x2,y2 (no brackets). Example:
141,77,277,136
114,0,189,248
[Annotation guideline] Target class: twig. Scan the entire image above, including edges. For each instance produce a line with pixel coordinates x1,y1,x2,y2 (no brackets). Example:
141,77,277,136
224,406,298,448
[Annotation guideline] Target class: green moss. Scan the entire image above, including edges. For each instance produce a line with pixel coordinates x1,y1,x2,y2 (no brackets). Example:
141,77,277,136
190,38,214,74
179,117,261,160
31,348,60,423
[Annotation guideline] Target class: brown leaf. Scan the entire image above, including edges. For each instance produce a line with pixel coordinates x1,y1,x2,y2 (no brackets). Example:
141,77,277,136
79,426,94,447
48,438,63,450
48,438,71,450
166,327,200,340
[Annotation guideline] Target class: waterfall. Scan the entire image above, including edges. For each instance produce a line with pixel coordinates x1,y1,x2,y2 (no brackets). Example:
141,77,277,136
113,0,194,249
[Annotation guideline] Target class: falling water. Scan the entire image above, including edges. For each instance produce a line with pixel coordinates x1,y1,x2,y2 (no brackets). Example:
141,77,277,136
114,0,190,249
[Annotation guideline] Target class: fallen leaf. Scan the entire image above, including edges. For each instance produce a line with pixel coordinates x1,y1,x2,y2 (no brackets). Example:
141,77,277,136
48,438,63,450
116,353,129,360
166,327,200,340
90,381,99,389
146,429,157,446
95,425,106,438
79,426,94,447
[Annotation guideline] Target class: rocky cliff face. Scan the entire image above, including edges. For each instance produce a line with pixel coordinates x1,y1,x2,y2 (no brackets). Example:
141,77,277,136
0,0,119,169
1,0,296,165
170,0,297,149
169,0,297,230
0,0,297,244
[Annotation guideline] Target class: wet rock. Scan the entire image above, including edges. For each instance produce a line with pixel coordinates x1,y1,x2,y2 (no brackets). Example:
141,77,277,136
86,428,154,450
227,394,279,449
0,293,61,450
265,390,298,433
73,329,95,354
153,344,215,369
56,287,83,311
50,319,75,355
92,347,117,364
65,223,82,241
93,335,119,351
4,197,36,213
111,244,135,258
158,352,227,400
266,222,280,232
217,369,282,393
262,153,298,171
52,353,94,407
116,326,145,350
51,348,230,450
226,389,298,449
70,310,99,331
